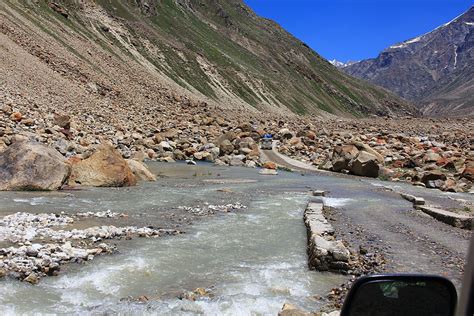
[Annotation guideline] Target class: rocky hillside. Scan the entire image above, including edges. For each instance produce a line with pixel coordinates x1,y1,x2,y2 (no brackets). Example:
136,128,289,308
0,0,413,118
343,6,474,117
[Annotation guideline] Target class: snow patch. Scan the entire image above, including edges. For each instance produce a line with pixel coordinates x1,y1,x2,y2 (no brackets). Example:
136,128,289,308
405,36,422,44
465,22,474,26
329,59,347,68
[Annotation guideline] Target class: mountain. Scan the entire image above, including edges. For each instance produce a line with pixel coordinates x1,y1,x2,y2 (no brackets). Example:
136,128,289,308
0,0,414,118
343,6,474,117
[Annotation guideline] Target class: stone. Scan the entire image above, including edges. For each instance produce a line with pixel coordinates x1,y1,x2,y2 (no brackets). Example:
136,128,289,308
68,143,137,187
22,118,35,126
24,273,39,284
312,190,326,196
259,168,278,175
349,151,380,178
0,269,6,278
278,128,294,140
126,159,157,181
278,303,312,316
352,142,384,163
425,152,442,163
461,166,474,182
219,139,234,155
0,141,70,191
331,240,350,262
421,170,447,186
10,112,22,122
332,145,359,172
54,114,71,129
229,155,245,166
263,161,277,170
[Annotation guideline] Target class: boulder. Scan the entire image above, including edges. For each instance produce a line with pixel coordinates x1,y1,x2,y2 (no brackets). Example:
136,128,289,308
219,139,234,155
68,144,137,187
331,145,359,172
126,159,156,181
461,166,474,182
278,128,294,140
215,131,237,146
0,141,70,191
421,170,447,186
352,142,384,163
349,151,380,178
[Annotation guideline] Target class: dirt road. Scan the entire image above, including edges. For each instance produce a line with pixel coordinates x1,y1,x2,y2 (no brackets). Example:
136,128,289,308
261,145,472,287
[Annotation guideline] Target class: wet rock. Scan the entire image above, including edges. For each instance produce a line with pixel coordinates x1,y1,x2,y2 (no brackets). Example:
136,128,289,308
24,272,39,284
304,203,351,273
259,168,278,175
68,143,137,187
126,159,156,181
279,303,313,316
0,141,70,191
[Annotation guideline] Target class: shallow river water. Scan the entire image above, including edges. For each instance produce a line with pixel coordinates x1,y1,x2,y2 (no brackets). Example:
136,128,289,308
0,163,348,315
0,162,471,315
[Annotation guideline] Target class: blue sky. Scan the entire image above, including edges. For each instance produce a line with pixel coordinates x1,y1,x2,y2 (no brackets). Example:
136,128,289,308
244,0,473,62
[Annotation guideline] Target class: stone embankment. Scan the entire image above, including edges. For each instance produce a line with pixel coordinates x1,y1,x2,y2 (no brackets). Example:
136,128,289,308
400,192,472,230
304,201,351,273
415,206,473,230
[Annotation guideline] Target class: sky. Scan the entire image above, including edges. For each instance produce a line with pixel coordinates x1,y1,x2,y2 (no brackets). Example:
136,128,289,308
244,0,473,62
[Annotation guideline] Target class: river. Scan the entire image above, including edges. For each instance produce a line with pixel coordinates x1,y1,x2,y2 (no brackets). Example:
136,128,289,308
0,162,470,315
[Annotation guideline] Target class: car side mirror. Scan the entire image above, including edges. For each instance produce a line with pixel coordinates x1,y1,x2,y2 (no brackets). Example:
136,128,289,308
341,274,458,316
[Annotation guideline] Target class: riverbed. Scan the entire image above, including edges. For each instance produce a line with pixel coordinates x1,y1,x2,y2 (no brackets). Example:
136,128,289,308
0,162,471,315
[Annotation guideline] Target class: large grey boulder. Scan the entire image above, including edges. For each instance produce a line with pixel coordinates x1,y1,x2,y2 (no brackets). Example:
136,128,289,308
0,141,70,191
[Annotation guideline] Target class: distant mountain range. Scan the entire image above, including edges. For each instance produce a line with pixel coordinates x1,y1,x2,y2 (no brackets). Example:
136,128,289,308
341,6,474,117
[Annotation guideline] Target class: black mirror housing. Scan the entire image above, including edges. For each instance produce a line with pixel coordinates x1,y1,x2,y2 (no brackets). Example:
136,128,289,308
341,274,458,316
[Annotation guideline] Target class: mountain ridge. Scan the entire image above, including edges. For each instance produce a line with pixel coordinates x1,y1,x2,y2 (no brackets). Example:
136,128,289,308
343,5,474,117
0,0,415,118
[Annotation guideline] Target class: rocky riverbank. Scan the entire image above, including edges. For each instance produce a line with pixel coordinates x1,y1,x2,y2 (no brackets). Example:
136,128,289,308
277,118,473,193
1,101,472,193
